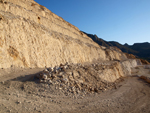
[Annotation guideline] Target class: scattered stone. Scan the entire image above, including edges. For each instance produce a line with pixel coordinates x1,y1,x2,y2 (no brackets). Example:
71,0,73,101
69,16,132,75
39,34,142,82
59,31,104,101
16,101,21,104
35,62,124,96
43,74,47,80
1,81,5,84
68,75,74,81
8,110,11,112
47,79,53,84
34,107,38,110
61,78,68,84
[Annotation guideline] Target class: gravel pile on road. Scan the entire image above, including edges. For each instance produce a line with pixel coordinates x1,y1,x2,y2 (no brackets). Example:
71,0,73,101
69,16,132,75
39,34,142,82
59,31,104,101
35,62,124,96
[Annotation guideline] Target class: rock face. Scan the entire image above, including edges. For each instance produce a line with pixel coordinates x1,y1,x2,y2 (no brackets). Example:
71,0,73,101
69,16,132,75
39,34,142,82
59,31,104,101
0,0,127,69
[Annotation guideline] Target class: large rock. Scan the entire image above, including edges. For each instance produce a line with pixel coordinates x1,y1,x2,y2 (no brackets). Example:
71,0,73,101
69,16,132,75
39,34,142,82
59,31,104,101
0,0,127,69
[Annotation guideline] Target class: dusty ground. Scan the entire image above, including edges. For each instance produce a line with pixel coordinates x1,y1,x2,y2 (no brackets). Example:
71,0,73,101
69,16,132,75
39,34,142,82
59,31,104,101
0,64,150,113
131,65,150,78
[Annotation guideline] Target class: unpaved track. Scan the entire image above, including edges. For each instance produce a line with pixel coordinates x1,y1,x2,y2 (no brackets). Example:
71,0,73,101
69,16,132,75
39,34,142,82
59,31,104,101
0,65,150,113
71,76,150,113
0,73,150,113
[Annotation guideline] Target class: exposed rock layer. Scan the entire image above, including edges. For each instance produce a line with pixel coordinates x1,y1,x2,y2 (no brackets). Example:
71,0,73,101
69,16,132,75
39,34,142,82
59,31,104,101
0,0,127,69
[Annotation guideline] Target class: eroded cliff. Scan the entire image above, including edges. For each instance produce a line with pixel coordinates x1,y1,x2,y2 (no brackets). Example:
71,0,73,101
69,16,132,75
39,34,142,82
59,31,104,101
0,0,127,69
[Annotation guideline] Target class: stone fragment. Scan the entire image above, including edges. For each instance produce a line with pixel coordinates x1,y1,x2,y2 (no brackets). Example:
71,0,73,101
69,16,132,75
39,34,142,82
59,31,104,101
61,78,68,84
68,75,74,81
51,74,56,79
40,79,43,83
43,74,47,80
44,68,49,72
16,101,21,104
94,88,98,92
47,67,54,72
64,65,68,69
73,70,79,79
66,71,72,75
47,79,53,84
59,72,65,77
1,81,5,84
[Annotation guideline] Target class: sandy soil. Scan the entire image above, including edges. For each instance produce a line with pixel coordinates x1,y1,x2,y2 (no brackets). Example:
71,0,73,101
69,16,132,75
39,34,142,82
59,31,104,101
131,65,150,77
0,65,150,113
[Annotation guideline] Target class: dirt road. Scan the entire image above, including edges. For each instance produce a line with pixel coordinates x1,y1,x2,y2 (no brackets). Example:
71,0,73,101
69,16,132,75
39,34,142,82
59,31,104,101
0,65,150,113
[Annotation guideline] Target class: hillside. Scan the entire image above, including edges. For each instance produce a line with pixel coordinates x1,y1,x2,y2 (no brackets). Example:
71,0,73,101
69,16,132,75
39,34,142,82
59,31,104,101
84,32,150,62
0,0,150,113
1,0,140,84
0,0,128,69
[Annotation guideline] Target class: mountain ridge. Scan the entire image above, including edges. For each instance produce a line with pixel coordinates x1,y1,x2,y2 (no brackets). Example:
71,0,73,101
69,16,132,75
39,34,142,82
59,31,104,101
83,32,150,62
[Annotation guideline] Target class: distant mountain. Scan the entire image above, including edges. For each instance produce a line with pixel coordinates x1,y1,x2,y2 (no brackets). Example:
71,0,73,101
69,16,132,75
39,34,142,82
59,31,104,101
83,32,150,62
108,41,138,54
82,33,112,47
124,42,150,61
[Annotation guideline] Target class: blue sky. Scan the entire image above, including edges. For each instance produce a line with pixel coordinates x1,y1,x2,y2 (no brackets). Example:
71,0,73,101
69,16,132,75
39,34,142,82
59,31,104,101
35,0,150,45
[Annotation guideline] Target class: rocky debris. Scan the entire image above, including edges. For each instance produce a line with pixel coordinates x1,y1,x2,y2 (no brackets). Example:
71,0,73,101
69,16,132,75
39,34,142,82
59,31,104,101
35,62,124,95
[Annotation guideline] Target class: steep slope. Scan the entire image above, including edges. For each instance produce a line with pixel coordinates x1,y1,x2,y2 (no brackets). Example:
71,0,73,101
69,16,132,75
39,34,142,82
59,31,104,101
0,0,127,69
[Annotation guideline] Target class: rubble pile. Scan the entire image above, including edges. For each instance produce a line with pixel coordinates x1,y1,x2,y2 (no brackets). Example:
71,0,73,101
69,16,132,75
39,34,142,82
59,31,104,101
35,62,124,95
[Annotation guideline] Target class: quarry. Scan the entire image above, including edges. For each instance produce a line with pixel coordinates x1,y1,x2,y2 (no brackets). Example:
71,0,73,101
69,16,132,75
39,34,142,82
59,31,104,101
0,0,150,113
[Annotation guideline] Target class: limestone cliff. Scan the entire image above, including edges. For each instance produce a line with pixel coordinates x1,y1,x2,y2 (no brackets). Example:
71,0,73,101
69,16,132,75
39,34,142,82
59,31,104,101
0,0,127,69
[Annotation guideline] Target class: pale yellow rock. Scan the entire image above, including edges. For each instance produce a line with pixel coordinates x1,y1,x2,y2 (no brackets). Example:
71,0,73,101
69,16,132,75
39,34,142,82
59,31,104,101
0,0,127,71
97,59,140,82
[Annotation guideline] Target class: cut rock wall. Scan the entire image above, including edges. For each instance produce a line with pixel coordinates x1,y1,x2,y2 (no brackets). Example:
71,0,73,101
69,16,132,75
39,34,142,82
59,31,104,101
97,59,140,82
0,0,127,69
